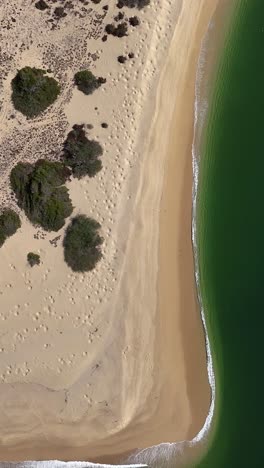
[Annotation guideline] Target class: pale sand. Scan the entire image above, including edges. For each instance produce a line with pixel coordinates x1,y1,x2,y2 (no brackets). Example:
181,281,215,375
0,0,216,462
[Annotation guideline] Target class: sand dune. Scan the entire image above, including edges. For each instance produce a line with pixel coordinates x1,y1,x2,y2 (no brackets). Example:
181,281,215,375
0,0,217,462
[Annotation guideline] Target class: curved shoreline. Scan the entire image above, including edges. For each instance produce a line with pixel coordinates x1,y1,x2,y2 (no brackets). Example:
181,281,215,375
0,1,220,466
127,1,223,467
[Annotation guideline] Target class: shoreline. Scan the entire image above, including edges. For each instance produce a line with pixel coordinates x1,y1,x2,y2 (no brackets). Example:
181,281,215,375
191,0,239,462
96,0,221,465
0,0,221,465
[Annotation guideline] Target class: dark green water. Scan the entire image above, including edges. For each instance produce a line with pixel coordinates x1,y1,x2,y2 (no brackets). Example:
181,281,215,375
196,1,264,466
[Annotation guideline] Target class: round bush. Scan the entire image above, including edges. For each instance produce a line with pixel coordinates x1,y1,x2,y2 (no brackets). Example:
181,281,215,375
63,215,103,272
27,252,40,267
74,70,104,95
11,67,60,117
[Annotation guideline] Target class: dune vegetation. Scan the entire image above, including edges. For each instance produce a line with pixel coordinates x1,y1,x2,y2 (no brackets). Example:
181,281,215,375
63,215,103,272
27,252,41,267
0,209,21,247
11,67,60,117
74,70,106,95
62,124,103,179
6,63,104,272
10,160,73,232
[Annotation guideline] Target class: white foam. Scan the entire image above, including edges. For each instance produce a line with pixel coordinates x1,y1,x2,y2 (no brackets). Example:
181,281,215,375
191,20,216,443
0,462,147,468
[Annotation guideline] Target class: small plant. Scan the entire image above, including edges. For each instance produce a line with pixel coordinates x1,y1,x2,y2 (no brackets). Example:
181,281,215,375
114,12,124,21
74,70,105,95
0,209,21,247
63,215,103,272
62,124,103,178
27,252,40,267
35,0,49,10
54,6,67,18
129,16,140,26
10,159,73,232
117,0,150,8
11,67,60,117
118,55,127,64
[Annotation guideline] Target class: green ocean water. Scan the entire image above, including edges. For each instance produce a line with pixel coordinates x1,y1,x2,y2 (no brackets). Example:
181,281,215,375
195,0,264,466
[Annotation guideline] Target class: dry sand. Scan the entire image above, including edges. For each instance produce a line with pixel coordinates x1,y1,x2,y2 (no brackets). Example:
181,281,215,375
0,0,217,462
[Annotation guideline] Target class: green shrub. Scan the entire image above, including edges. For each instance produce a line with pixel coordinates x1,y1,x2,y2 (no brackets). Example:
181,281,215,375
10,159,73,231
63,215,103,272
74,70,105,95
0,209,21,247
11,67,60,117
62,124,103,178
117,0,150,8
35,0,49,10
27,252,40,267
105,22,128,37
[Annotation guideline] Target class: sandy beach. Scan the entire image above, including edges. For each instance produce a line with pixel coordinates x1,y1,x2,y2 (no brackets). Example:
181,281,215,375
0,0,217,463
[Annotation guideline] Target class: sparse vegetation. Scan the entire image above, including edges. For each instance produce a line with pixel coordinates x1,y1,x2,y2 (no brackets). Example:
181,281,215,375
27,252,40,267
0,209,21,247
63,215,103,272
10,160,73,232
11,67,60,117
62,124,103,178
74,70,105,95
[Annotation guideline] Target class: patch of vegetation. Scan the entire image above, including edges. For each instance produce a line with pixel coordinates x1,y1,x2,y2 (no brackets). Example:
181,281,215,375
0,209,21,247
129,16,140,26
10,160,73,232
105,22,128,37
54,6,67,18
114,11,124,21
11,67,60,118
27,252,40,267
63,215,103,272
35,0,49,10
117,0,150,8
62,124,103,179
118,55,127,63
74,70,105,95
